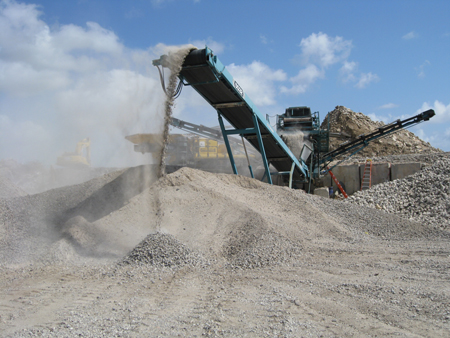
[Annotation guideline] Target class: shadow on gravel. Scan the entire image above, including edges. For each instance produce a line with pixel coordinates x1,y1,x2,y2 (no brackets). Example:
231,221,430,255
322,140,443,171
61,165,157,224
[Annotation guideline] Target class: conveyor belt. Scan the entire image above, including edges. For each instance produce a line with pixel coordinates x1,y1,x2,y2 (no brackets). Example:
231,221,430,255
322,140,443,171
319,108,436,172
176,48,309,183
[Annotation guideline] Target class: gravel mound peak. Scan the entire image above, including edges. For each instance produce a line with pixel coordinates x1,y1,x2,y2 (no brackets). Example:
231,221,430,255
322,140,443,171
322,105,441,157
121,232,205,268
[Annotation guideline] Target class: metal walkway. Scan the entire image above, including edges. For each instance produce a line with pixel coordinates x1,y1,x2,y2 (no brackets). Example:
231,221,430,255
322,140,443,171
173,47,309,184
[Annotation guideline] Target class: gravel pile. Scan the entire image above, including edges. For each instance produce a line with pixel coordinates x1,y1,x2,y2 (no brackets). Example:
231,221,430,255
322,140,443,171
3,162,445,268
0,168,127,265
223,213,302,269
345,155,450,230
322,106,441,157
349,152,449,166
121,232,204,268
2,162,450,336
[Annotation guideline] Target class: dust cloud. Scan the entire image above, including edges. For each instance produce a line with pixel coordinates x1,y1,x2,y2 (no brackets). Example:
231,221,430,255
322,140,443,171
0,43,197,264
280,130,312,161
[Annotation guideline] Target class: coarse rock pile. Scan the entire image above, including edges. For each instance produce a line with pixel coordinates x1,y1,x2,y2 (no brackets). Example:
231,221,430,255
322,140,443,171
322,106,441,157
121,232,205,268
345,155,450,230
349,151,449,166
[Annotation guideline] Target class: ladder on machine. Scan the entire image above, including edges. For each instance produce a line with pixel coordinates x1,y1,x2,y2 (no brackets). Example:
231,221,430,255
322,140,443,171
360,159,373,191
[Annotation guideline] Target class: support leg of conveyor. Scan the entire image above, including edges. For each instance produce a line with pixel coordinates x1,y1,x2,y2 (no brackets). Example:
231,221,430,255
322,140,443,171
241,136,254,179
218,114,238,175
252,114,272,184
248,166,254,178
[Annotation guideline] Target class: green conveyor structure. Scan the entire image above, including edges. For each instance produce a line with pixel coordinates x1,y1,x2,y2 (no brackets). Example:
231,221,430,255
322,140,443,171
154,47,309,185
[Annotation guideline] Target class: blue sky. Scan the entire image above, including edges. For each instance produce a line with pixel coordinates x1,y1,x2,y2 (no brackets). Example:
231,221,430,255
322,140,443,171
1,0,449,166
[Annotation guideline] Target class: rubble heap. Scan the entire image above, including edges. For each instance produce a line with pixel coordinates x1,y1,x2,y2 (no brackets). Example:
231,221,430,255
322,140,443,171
345,155,450,230
321,106,441,157
121,232,205,268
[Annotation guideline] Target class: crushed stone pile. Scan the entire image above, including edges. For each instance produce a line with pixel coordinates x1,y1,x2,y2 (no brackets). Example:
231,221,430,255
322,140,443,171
322,106,441,157
2,162,447,270
1,163,449,337
121,232,205,268
349,151,449,166
0,167,138,265
222,212,303,269
345,155,450,230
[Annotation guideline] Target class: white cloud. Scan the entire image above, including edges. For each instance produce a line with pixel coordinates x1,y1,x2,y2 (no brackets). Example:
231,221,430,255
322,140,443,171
379,103,399,109
0,1,126,96
355,72,379,88
340,61,379,89
227,61,287,106
339,61,357,82
260,34,268,44
189,38,225,54
416,60,430,78
125,7,144,19
367,112,392,124
416,100,450,124
402,31,418,40
299,32,352,68
280,64,324,95
0,0,223,166
54,22,123,54
409,101,450,151
413,127,433,142
0,60,71,95
283,32,377,94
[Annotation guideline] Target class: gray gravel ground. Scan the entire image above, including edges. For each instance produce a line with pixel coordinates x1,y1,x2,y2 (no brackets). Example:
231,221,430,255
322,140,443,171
0,164,449,337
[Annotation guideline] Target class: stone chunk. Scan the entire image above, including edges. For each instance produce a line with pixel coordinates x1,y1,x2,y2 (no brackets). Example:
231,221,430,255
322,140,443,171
314,187,329,198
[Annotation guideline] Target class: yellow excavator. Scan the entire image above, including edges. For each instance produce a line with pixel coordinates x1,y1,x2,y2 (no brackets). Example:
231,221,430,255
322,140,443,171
125,118,260,174
56,138,91,167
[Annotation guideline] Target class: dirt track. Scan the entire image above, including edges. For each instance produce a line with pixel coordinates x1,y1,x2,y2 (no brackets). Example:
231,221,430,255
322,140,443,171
0,167,449,337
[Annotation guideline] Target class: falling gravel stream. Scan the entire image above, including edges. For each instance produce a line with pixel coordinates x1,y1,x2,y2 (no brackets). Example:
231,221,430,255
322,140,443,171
157,47,195,178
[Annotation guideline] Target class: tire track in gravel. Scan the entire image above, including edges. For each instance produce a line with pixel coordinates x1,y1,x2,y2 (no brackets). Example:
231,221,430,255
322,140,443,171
0,267,112,336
